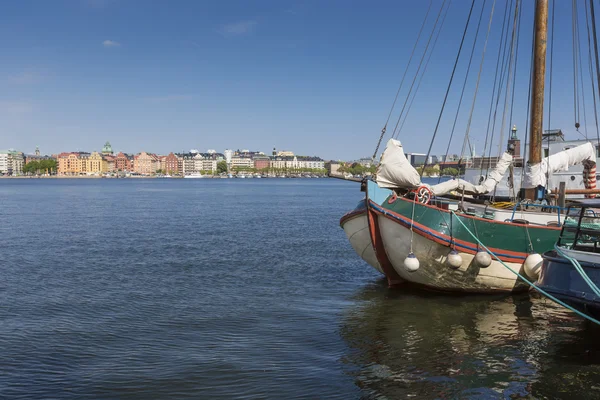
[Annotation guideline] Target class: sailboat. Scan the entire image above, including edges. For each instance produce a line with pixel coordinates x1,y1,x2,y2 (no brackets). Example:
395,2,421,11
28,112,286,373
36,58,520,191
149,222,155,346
342,0,600,293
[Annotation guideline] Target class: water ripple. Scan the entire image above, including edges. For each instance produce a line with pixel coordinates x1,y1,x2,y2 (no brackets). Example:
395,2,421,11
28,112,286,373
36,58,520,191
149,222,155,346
0,179,599,399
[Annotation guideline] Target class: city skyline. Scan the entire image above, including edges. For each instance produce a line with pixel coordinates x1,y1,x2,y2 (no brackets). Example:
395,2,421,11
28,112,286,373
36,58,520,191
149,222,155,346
1,1,595,160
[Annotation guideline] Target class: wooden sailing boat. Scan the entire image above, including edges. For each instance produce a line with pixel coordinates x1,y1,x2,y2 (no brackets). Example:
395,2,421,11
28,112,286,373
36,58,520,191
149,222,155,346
341,0,600,292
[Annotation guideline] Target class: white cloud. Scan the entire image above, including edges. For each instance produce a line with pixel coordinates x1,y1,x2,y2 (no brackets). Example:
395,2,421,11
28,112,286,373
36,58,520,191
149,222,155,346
218,20,257,37
103,40,120,47
144,95,193,103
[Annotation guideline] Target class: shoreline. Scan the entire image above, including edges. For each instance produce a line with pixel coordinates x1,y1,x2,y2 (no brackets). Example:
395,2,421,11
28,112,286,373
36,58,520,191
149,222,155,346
0,175,330,180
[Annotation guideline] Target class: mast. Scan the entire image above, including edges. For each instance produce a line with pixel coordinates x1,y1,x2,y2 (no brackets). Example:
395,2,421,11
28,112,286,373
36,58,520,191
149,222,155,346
528,0,548,166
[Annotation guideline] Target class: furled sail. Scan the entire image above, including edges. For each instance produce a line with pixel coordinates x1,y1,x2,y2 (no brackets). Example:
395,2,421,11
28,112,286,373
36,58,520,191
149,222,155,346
376,139,422,189
376,138,514,196
524,142,596,188
427,153,513,196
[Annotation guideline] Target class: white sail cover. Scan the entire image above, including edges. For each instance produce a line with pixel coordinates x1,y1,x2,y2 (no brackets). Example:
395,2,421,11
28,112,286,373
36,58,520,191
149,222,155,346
427,152,513,195
524,142,596,187
376,138,514,196
376,139,422,189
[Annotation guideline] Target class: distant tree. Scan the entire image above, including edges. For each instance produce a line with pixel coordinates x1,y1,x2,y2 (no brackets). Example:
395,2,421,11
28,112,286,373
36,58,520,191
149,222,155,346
217,161,227,173
423,166,438,176
24,161,39,174
441,167,459,177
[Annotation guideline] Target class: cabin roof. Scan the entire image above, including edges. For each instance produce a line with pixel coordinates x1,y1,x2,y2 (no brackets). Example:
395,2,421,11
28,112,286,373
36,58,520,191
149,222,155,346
567,199,600,207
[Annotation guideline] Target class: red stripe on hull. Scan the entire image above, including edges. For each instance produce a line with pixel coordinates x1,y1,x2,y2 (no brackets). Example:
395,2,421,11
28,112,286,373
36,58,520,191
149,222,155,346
367,207,404,287
370,200,529,264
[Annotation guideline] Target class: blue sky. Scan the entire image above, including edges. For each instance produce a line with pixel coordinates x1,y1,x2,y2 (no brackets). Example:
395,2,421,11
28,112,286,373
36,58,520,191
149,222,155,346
0,0,597,160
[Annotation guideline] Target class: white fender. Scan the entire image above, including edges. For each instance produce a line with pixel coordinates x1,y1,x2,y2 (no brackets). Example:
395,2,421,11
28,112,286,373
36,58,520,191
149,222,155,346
475,251,492,268
447,250,463,269
404,252,420,272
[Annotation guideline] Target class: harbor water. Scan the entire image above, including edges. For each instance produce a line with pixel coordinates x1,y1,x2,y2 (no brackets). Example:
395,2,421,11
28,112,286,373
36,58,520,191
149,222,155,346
1,178,599,399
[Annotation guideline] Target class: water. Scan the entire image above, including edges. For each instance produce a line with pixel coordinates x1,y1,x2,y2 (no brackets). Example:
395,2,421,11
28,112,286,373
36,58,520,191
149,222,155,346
0,178,599,399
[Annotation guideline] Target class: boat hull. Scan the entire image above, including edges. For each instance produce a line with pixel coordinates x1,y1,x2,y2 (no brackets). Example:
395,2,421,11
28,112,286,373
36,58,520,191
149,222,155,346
376,212,528,292
537,250,600,318
365,180,561,293
340,201,383,275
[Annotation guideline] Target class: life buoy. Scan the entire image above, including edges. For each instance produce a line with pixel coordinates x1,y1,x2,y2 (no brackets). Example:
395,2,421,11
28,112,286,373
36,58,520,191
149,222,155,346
412,186,432,205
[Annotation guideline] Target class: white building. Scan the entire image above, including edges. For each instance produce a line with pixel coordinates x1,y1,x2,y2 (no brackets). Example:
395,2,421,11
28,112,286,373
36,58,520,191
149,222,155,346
202,159,217,172
270,155,324,170
231,156,253,169
297,156,325,170
224,149,233,165
0,150,24,175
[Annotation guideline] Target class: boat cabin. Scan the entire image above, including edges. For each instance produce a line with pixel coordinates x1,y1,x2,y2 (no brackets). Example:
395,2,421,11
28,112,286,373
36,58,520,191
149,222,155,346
557,199,600,255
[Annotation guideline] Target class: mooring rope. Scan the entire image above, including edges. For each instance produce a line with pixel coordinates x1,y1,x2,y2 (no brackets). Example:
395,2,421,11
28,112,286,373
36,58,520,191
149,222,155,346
450,211,600,325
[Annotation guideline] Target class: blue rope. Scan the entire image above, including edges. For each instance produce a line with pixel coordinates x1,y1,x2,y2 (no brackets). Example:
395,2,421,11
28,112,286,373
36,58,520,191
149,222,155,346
554,244,600,298
450,211,600,325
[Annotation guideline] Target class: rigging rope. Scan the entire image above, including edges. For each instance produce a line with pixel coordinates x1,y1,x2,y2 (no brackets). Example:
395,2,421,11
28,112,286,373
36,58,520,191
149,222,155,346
518,5,536,194
548,0,555,131
439,0,488,183
508,1,523,138
396,3,452,136
391,0,449,140
371,0,434,161
450,211,600,326
458,0,499,170
479,0,513,178
585,0,600,142
496,0,521,160
589,0,600,144
573,0,582,130
485,0,517,176
420,0,477,177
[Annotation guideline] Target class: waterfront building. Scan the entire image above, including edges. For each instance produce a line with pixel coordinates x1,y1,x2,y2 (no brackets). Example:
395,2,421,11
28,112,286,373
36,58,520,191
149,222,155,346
231,155,254,170
103,155,116,172
177,155,184,173
182,153,197,174
57,152,83,175
164,152,180,174
0,150,25,175
180,152,220,174
101,141,114,156
202,158,217,172
134,152,159,175
269,155,324,171
277,150,294,157
224,149,233,165
25,147,54,165
269,155,292,170
296,156,325,170
114,152,133,171
356,158,373,168
85,151,106,174
325,161,342,175
253,155,270,170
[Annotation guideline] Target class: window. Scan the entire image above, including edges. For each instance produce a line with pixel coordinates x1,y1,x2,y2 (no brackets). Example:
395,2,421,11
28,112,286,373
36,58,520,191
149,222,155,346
544,148,549,158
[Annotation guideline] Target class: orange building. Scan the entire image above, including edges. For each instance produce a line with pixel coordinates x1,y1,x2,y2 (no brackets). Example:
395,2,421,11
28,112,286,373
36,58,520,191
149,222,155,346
134,152,160,175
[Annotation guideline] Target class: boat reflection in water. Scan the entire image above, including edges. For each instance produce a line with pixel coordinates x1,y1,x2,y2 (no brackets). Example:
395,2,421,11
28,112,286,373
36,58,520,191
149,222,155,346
340,282,600,399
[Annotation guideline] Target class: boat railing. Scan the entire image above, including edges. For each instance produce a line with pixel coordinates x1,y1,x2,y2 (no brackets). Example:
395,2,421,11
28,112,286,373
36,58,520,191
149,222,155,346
557,205,600,249
508,202,565,225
